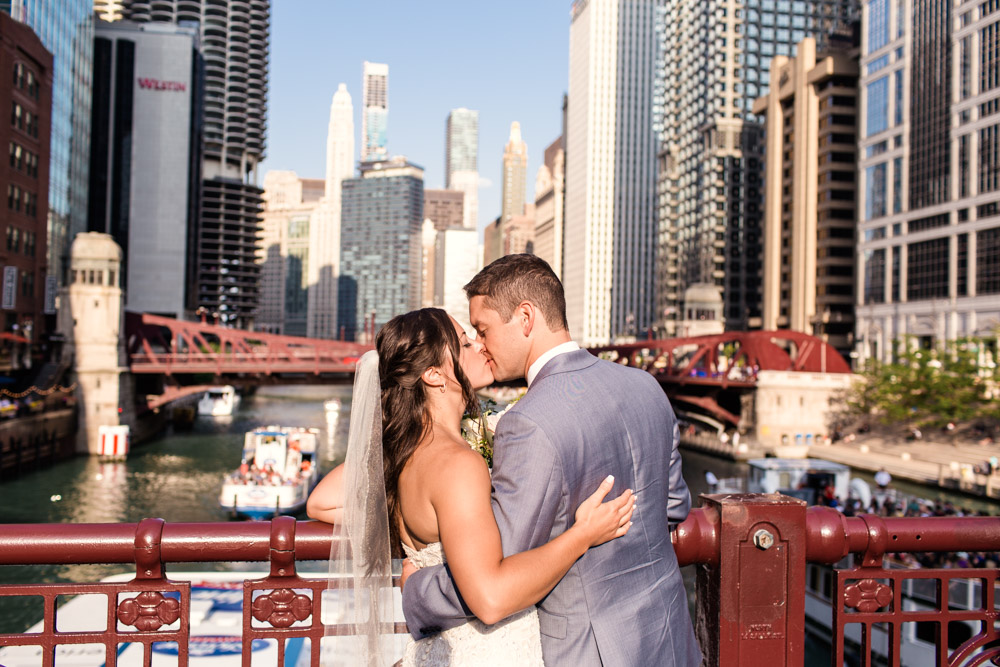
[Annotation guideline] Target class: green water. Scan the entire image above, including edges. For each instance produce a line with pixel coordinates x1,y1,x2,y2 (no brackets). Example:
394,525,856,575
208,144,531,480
0,385,353,632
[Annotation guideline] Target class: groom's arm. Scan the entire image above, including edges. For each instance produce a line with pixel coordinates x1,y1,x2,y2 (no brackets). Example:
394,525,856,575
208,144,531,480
664,406,692,526
400,410,563,639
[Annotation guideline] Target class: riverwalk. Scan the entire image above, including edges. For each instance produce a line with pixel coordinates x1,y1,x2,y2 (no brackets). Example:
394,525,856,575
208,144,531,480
808,433,1000,500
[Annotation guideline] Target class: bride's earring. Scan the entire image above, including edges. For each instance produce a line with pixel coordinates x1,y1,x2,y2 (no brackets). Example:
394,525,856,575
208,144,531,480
440,384,446,393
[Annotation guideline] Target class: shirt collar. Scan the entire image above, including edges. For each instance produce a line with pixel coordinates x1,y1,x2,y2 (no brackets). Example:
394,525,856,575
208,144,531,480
526,341,580,387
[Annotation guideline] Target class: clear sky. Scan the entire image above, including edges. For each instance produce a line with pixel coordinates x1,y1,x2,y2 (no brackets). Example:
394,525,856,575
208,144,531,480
261,0,572,234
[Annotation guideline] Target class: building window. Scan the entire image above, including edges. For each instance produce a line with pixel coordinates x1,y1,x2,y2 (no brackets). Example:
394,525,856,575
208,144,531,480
866,162,888,220
976,226,1000,294
907,237,949,301
893,156,903,213
868,0,890,52
959,135,970,198
982,22,1000,93
980,124,1000,193
866,77,889,136
891,246,901,301
961,35,972,100
864,248,886,303
894,69,904,125
957,233,968,297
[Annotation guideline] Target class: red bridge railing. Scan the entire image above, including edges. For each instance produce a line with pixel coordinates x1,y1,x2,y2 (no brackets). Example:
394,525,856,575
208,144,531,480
1,496,998,666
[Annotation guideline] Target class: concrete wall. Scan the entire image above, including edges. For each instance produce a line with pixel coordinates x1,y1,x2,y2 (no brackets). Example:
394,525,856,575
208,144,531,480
753,369,857,449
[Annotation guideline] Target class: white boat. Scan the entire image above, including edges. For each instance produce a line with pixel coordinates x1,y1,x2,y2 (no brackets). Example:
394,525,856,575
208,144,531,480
746,457,857,506
197,386,240,417
323,397,342,413
0,571,408,665
218,426,320,519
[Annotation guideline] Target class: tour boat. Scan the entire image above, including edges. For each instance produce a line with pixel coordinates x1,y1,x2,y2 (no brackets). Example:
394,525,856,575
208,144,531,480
197,386,240,417
218,426,320,519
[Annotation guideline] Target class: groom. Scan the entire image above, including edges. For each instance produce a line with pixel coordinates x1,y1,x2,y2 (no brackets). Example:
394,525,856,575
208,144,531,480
401,254,701,665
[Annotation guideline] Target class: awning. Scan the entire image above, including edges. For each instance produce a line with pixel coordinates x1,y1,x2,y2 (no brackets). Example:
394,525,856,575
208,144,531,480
0,332,30,343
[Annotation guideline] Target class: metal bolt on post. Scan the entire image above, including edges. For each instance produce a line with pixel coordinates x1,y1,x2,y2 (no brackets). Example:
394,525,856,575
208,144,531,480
754,528,775,550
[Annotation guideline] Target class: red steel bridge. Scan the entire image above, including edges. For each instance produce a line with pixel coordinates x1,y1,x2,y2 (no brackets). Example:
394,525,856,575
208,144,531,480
124,315,850,418
589,330,852,427
124,313,372,409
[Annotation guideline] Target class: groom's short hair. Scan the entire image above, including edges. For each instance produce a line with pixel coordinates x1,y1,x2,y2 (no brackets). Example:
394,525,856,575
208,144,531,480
464,254,568,330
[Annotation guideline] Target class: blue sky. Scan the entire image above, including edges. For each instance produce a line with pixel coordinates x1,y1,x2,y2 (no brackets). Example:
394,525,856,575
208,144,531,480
261,1,572,233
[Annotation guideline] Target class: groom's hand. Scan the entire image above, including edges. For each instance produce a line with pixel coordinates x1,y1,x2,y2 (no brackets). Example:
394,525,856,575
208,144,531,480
399,557,416,591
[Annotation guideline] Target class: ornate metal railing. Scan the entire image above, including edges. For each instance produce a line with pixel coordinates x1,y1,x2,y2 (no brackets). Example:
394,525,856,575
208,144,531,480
1,496,999,666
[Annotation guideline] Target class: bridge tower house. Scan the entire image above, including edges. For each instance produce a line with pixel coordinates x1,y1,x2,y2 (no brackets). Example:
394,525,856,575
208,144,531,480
56,233,135,454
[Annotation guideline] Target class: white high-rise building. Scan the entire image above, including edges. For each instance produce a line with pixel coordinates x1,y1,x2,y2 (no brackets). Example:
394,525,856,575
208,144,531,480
362,61,388,162
307,83,354,339
434,227,479,334
501,121,528,225
447,108,479,229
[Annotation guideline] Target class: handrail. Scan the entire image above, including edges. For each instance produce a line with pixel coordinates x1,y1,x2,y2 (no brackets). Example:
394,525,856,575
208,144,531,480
1,507,997,567
2,499,1000,666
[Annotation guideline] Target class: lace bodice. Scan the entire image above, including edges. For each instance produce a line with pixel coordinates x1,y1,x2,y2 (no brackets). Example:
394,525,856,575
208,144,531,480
400,542,544,666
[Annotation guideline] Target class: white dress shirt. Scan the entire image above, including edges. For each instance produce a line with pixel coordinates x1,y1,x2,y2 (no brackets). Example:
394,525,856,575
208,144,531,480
526,341,581,387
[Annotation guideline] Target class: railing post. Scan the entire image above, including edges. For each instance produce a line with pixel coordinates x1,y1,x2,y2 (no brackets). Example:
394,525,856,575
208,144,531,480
695,493,807,666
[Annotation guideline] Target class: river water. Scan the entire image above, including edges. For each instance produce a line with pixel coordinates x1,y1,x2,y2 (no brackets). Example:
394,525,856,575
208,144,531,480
0,385,994,660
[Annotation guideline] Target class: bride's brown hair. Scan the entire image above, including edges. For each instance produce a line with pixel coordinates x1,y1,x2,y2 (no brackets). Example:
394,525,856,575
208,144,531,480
375,308,478,552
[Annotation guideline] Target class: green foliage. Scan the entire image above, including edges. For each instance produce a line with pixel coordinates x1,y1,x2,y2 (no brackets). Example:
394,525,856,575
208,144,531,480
849,336,1000,428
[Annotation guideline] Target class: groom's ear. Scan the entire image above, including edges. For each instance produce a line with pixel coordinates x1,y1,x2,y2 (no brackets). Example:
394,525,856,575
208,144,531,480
516,301,535,337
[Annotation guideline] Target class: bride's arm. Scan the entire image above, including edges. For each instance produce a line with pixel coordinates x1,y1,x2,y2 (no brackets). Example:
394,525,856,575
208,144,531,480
306,463,344,524
432,449,633,626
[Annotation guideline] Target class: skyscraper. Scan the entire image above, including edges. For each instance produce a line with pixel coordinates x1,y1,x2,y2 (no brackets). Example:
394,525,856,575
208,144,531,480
6,0,93,294
534,136,565,278
501,121,527,225
258,171,323,336
655,0,855,335
753,35,858,357
338,158,423,341
88,20,202,320
855,0,1000,362
446,108,478,229
307,83,353,339
115,0,270,327
362,61,388,162
565,0,659,345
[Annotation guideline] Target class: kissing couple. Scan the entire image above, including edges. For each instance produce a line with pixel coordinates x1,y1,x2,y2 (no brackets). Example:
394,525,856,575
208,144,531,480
308,254,701,666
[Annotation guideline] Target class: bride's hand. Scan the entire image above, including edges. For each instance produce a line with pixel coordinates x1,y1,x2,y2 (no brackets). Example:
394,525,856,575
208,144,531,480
573,475,635,547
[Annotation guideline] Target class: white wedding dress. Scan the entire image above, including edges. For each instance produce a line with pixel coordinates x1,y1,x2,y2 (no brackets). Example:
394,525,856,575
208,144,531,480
400,542,545,666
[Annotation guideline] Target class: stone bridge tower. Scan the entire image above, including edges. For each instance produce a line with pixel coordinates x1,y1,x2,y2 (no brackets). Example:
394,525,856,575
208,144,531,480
56,233,134,454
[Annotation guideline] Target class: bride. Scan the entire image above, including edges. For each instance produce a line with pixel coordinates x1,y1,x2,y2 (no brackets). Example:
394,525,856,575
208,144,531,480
307,308,635,666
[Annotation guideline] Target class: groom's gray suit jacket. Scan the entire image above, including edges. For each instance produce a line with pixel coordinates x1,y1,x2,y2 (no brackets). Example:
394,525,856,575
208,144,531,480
402,349,701,666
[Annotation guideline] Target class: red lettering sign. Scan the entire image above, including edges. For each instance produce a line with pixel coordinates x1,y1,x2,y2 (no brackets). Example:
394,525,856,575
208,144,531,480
137,78,186,92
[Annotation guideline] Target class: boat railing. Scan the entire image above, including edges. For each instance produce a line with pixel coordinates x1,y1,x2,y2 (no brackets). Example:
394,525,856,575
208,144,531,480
1,495,999,666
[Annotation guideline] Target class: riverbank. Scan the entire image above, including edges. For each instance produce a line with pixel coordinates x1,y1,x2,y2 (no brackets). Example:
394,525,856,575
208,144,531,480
807,433,1000,501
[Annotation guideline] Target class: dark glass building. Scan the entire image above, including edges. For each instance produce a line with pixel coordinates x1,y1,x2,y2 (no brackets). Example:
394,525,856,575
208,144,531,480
88,20,202,319
655,0,856,334
338,158,423,342
5,0,94,292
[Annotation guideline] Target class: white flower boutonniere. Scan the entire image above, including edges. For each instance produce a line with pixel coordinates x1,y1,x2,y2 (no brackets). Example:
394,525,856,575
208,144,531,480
461,398,517,468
